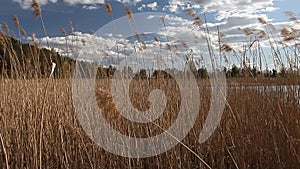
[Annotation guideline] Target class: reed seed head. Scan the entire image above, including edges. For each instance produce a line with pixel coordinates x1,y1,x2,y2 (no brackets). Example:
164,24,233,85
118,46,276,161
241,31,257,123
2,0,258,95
31,0,41,19
105,3,112,14
13,15,20,27
3,23,9,32
257,30,266,39
258,17,267,24
68,20,74,34
243,28,253,36
124,6,133,21
20,26,27,37
184,9,202,27
60,27,67,37
221,44,233,52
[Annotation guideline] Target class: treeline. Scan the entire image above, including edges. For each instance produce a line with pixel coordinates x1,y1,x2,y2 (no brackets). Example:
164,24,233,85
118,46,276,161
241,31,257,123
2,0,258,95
0,36,74,78
1,36,299,79
223,64,299,78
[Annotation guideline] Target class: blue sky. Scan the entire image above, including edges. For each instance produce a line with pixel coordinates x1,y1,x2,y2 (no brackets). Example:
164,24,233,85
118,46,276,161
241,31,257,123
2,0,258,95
0,0,299,70
270,0,298,21
0,0,297,36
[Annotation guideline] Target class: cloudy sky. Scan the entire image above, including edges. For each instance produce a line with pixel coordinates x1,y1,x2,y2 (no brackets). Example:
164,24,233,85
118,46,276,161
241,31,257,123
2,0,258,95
0,0,299,70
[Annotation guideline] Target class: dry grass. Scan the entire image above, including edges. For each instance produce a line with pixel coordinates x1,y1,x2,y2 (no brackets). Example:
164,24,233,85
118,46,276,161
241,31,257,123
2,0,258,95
0,78,299,168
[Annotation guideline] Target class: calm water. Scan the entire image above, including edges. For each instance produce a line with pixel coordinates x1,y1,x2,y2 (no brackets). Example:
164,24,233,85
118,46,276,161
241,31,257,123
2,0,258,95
228,85,300,107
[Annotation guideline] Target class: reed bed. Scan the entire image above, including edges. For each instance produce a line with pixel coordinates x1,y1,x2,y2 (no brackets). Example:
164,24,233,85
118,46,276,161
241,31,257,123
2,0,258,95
0,78,299,169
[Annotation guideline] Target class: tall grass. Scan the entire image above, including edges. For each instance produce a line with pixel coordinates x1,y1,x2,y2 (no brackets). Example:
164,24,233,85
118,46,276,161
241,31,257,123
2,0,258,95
0,78,299,168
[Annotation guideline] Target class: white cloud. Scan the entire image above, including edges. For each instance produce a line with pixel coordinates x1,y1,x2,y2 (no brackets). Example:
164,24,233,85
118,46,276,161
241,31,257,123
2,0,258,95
137,2,158,12
12,0,128,10
62,0,105,5
34,12,300,70
34,14,219,69
12,0,135,9
185,0,275,20
13,0,49,9
147,2,158,11
82,5,100,10
18,0,299,69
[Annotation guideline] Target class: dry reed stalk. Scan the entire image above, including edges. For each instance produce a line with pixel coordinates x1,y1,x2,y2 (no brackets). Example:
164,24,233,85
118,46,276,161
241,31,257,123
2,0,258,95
95,79,212,169
0,132,9,169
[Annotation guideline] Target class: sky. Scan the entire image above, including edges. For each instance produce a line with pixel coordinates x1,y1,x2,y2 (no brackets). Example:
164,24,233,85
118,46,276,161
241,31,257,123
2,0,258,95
0,0,299,70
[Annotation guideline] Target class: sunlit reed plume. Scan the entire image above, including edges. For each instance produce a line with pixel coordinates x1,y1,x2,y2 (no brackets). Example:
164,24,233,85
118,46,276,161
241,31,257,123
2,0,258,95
181,39,188,49
257,30,266,39
281,28,295,41
124,6,133,21
173,44,178,54
243,28,253,36
219,32,226,38
20,26,27,37
31,0,41,19
31,33,37,46
68,20,74,34
105,2,112,14
134,31,140,41
0,30,7,52
96,89,115,112
166,43,171,51
258,17,267,24
13,15,20,27
221,44,233,52
281,28,290,37
81,39,86,46
285,11,298,22
60,27,67,37
141,42,147,50
184,9,202,27
3,23,9,32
